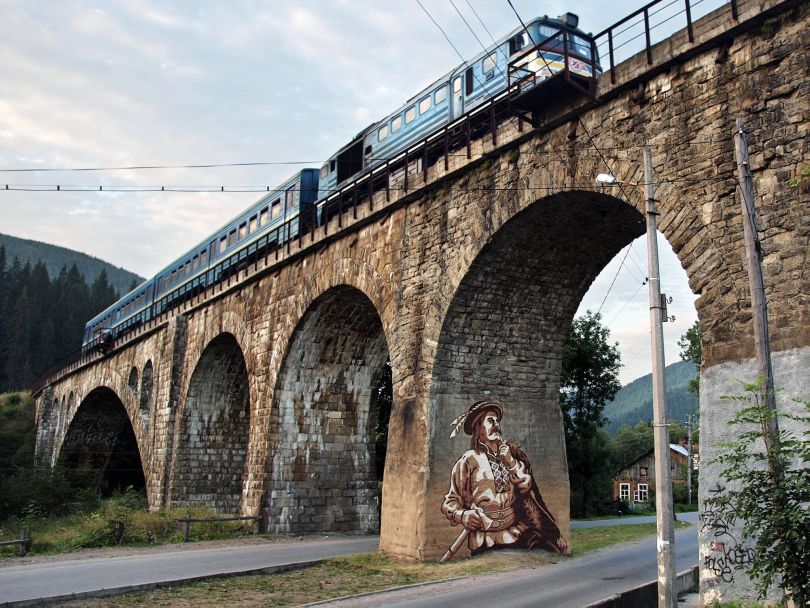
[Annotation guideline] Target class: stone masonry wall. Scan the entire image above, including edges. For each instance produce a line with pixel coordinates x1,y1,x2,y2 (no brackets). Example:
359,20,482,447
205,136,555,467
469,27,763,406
35,3,807,603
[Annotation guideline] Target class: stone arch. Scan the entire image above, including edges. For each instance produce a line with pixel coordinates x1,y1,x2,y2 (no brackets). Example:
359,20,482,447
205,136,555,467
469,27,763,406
267,285,390,534
128,366,139,396
139,360,153,431
423,190,646,559
56,386,146,496
172,333,250,513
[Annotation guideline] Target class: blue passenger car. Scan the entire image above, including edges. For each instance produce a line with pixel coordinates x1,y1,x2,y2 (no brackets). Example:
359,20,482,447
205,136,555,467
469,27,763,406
317,13,597,199
83,169,319,349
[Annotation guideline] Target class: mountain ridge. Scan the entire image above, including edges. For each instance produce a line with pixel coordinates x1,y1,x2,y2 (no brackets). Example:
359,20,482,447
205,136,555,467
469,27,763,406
605,360,698,432
0,233,143,296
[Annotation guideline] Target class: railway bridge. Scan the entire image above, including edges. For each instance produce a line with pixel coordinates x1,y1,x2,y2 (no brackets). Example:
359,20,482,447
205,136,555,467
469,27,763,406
33,0,807,602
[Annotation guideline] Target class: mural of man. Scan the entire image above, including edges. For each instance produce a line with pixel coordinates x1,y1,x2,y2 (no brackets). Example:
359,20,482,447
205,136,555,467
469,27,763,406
441,400,567,561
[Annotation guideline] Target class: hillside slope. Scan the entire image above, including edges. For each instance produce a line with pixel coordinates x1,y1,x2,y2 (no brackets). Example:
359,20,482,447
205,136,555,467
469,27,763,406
0,233,143,295
605,360,698,432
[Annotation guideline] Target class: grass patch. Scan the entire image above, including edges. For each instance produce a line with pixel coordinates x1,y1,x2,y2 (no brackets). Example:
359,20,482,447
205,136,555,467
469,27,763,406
53,522,684,607
1,493,255,558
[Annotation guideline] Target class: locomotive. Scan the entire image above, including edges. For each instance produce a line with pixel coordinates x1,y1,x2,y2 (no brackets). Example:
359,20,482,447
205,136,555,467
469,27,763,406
83,12,598,349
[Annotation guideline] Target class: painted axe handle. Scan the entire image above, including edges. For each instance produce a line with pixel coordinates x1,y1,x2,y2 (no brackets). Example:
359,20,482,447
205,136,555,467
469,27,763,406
440,528,470,563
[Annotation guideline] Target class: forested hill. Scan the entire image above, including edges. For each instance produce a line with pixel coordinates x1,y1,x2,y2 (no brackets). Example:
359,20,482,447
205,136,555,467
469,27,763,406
0,233,143,294
604,360,698,433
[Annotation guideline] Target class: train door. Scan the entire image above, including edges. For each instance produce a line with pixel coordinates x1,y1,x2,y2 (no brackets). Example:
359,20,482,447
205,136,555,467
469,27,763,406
450,74,464,119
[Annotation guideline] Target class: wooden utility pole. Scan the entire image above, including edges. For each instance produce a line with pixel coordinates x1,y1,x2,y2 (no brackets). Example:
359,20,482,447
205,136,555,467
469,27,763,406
733,118,780,449
644,146,676,608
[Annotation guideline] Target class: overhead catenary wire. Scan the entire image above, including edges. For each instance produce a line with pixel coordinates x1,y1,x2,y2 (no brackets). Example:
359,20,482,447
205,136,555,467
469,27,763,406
0,174,740,193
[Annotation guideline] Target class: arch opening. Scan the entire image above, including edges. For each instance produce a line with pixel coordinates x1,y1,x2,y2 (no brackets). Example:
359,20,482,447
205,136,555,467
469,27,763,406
426,191,646,558
268,285,390,534
56,387,146,497
173,333,250,513
139,360,153,431
128,367,139,396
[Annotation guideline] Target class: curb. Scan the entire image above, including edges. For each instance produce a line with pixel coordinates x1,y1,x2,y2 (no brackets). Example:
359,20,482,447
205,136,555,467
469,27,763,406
583,565,699,608
0,559,324,608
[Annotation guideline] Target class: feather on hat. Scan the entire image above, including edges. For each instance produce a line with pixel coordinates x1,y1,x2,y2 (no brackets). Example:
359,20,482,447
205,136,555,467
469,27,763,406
449,400,503,438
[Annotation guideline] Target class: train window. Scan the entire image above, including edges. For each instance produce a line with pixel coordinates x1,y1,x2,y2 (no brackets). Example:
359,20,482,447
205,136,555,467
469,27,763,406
228,229,237,247
482,52,497,74
510,32,529,54
239,222,247,240
330,160,336,172
453,77,462,93
192,256,199,271
320,164,329,178
405,106,416,124
391,115,402,133
465,68,474,95
271,199,282,219
219,235,227,252
259,208,269,226
286,186,299,209
419,96,430,114
171,270,176,284
378,124,388,141
249,216,257,233
434,85,447,104
200,250,207,266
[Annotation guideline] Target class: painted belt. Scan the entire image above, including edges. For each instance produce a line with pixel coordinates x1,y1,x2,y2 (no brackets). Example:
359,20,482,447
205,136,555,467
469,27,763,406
482,507,515,531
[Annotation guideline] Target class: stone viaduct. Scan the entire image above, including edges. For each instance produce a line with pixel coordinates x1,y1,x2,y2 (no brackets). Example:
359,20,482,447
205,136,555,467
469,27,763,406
33,0,807,603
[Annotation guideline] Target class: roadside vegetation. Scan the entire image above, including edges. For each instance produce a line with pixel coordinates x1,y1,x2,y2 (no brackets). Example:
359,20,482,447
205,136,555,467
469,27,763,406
54,522,687,607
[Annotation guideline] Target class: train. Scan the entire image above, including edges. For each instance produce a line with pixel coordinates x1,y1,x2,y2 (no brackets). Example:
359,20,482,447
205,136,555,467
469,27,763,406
83,12,599,350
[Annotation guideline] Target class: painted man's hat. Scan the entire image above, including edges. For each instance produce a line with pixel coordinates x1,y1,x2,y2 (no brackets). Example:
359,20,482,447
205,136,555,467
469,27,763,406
449,399,503,438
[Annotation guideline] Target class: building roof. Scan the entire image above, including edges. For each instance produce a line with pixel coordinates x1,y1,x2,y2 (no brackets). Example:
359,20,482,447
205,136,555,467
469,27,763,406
616,444,691,474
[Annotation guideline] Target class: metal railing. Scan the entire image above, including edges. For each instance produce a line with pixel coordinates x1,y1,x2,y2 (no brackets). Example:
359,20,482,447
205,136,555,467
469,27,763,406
594,0,738,84
175,515,260,542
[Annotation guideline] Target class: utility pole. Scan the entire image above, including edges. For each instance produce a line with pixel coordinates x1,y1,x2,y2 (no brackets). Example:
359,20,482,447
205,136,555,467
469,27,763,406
686,413,693,506
644,146,676,608
733,118,780,452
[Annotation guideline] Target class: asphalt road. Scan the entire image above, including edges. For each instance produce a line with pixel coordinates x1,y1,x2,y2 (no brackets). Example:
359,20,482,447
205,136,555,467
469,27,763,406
0,514,700,607
317,523,699,608
0,536,379,606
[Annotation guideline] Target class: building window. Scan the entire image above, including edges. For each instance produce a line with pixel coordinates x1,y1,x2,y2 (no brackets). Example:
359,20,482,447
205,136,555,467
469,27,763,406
419,96,430,114
619,483,630,501
482,52,497,74
635,483,649,502
378,124,388,141
391,115,402,133
434,85,447,104
405,106,416,124
640,466,648,478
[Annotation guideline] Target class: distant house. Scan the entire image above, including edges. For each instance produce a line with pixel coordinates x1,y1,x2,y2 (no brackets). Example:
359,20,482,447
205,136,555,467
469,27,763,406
613,444,695,505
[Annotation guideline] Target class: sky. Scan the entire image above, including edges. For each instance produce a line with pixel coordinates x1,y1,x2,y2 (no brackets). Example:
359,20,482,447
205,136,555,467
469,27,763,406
0,0,727,384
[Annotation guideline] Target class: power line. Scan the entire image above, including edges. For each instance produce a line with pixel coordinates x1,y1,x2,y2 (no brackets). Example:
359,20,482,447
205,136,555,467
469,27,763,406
0,139,743,174
0,174,738,194
463,0,497,44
